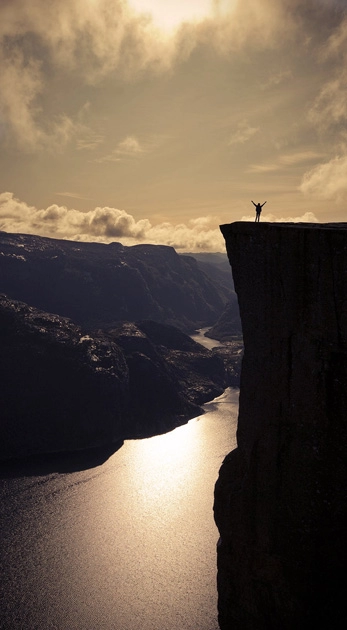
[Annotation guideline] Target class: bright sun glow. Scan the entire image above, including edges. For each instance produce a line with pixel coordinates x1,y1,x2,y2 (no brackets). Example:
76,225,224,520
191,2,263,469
128,0,213,32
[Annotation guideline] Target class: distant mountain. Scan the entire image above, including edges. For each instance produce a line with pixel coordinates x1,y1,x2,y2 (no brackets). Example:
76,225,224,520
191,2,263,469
0,234,243,461
185,252,229,267
205,300,243,341
186,252,242,340
185,252,235,293
0,232,231,333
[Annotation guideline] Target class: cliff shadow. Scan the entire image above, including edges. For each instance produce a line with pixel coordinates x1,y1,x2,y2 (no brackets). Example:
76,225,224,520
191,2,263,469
0,440,124,479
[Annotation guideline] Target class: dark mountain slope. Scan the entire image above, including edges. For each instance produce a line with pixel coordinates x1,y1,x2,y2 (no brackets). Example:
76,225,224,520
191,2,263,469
185,252,235,293
0,232,230,332
186,252,242,339
0,294,228,461
205,300,243,341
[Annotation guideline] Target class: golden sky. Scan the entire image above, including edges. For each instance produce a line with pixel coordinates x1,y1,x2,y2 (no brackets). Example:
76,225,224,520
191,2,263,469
0,0,347,251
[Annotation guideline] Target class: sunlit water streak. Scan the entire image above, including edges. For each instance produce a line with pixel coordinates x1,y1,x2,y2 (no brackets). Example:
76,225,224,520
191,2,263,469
190,327,222,350
0,356,238,629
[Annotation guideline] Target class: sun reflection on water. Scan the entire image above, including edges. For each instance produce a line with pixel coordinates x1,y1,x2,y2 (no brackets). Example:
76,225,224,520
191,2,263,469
124,417,207,524
0,389,239,630
134,416,203,468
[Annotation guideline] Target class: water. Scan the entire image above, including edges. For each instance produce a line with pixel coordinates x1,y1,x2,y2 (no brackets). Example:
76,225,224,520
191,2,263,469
0,333,238,630
191,327,222,350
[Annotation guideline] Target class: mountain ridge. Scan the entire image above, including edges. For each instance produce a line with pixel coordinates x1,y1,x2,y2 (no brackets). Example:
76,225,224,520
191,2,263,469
0,231,231,333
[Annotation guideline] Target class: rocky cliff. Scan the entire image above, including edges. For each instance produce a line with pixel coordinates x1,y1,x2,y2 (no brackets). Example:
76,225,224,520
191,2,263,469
0,231,230,332
0,295,228,461
214,222,347,629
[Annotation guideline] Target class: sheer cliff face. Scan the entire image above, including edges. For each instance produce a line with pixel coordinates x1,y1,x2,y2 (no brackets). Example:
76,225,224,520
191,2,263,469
214,223,347,629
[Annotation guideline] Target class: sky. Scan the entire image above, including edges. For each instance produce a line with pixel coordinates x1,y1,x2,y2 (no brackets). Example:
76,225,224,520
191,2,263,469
0,0,347,252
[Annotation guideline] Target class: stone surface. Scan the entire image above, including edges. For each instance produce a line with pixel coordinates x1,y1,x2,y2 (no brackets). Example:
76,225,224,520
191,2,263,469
0,295,228,461
211,341,243,387
106,319,228,437
205,299,243,341
0,231,230,332
0,294,129,460
214,222,347,629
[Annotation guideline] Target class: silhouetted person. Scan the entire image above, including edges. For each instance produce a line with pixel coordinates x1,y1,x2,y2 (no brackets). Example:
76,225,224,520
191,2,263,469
252,200,266,222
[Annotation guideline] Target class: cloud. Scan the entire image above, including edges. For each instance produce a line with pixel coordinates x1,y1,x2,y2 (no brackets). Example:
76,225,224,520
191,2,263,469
322,12,347,59
0,0,177,151
95,134,162,162
279,151,325,165
300,154,347,200
248,151,326,173
205,0,297,54
308,17,347,131
0,192,323,250
0,0,172,80
116,135,145,155
0,49,44,150
248,164,280,173
241,211,319,223
55,192,93,201
0,192,225,251
309,73,347,129
261,69,293,90
94,135,145,163
148,217,225,251
229,121,259,145
2,0,341,151
0,45,80,151
76,129,104,151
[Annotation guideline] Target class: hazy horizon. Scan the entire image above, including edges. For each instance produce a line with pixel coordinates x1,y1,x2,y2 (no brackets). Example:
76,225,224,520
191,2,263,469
1,1,346,252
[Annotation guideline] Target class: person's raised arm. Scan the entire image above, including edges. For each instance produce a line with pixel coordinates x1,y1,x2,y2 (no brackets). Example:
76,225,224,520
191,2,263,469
261,201,267,207
251,201,256,206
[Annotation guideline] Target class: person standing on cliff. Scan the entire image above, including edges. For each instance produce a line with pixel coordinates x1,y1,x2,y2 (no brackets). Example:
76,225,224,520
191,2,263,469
252,200,266,222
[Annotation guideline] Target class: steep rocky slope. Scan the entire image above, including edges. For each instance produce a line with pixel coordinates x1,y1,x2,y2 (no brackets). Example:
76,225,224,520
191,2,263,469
205,299,242,341
214,222,347,629
185,252,234,294
0,295,228,461
0,231,229,332
0,295,129,460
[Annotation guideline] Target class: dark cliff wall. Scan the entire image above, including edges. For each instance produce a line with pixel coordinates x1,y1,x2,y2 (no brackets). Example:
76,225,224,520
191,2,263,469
0,295,129,460
0,231,229,332
214,222,347,629
0,295,228,461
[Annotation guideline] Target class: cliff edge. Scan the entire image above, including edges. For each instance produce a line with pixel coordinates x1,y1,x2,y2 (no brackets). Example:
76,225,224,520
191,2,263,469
214,222,347,629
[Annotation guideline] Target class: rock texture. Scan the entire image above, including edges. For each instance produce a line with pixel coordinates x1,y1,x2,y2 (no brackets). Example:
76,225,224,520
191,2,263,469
0,231,230,332
0,295,129,460
107,319,228,437
211,341,243,387
205,300,243,341
214,222,347,629
0,295,228,461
